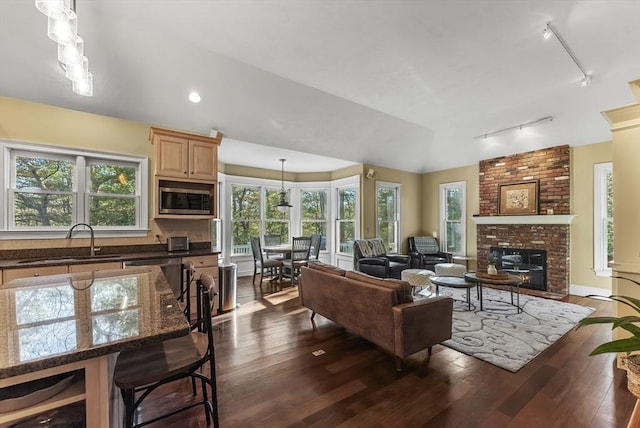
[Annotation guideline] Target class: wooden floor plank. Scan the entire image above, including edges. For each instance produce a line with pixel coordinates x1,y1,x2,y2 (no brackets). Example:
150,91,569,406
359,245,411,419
132,277,636,427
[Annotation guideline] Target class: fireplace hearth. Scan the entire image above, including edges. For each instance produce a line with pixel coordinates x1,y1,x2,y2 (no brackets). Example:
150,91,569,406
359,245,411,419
490,246,547,291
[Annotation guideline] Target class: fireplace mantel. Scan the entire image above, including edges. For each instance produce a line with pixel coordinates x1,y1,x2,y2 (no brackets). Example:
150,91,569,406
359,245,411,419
472,215,575,225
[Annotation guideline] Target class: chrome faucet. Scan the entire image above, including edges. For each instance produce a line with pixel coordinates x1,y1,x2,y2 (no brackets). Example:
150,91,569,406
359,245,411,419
66,223,101,257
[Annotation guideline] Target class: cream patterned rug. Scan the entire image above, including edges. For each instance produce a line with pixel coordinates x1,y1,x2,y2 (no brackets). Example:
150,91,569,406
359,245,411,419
419,286,595,372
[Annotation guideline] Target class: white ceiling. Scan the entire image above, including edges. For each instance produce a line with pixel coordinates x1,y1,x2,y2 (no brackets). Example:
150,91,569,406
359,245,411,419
0,0,638,173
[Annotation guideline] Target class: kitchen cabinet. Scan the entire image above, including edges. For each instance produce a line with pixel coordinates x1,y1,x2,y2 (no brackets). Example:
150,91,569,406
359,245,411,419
68,261,123,273
0,356,110,428
3,265,67,284
149,126,222,183
182,255,219,318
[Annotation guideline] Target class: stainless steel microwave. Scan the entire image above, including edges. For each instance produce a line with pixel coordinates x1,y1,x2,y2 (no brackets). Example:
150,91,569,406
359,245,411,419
159,187,212,215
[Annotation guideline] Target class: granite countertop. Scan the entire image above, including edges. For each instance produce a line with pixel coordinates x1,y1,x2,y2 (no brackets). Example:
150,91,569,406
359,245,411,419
0,246,220,269
0,266,190,379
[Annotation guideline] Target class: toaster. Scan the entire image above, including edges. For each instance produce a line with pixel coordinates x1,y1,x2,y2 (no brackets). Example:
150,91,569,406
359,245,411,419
167,236,189,252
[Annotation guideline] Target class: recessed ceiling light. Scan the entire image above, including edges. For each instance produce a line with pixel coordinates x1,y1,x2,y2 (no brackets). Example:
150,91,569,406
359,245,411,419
188,91,201,103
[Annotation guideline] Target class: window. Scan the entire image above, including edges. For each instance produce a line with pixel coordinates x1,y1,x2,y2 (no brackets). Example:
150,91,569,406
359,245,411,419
439,181,466,255
376,182,400,253
11,151,74,227
229,185,292,255
336,186,357,254
231,185,260,255
264,188,290,243
1,141,148,236
594,162,613,275
87,160,138,227
301,189,328,250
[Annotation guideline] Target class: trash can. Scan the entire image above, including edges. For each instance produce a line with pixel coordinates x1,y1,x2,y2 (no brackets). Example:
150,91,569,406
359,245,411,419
218,262,237,313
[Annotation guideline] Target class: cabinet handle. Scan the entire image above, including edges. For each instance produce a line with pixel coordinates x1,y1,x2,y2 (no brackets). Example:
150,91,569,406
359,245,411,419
34,273,39,277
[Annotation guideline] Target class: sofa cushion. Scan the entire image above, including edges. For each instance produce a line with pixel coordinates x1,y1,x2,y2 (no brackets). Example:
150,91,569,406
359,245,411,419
345,270,413,304
307,261,347,277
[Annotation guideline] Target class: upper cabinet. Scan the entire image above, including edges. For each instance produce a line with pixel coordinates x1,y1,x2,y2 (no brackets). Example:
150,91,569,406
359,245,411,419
150,126,222,183
150,126,222,219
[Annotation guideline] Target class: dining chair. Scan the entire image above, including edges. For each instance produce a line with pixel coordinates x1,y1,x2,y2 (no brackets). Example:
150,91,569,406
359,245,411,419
282,236,312,285
263,234,284,260
309,234,321,260
250,236,283,288
113,273,219,428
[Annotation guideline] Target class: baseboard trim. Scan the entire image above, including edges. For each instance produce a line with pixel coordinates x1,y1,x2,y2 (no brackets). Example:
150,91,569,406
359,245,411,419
570,283,611,297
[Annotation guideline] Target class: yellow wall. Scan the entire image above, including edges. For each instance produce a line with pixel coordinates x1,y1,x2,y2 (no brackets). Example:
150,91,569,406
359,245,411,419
0,96,211,251
601,79,640,329
571,141,613,292
360,164,422,253
421,164,480,270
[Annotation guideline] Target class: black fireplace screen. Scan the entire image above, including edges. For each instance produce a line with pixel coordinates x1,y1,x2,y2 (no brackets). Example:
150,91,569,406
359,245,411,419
490,246,547,291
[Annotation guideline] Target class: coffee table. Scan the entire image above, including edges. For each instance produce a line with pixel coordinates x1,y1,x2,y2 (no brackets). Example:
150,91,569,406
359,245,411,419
429,275,476,310
464,272,523,313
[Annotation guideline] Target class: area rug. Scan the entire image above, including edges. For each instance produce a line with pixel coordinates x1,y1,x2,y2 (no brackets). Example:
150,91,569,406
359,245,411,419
419,286,595,372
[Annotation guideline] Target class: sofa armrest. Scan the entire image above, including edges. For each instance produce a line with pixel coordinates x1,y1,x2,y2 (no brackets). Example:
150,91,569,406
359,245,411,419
392,297,453,359
357,257,389,267
386,254,410,264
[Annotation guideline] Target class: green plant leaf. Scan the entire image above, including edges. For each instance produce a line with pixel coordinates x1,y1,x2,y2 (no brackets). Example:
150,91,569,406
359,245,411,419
608,295,640,313
590,337,640,355
578,316,627,327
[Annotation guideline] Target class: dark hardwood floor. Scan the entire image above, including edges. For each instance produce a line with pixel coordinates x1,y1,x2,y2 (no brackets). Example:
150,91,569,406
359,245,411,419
136,276,636,427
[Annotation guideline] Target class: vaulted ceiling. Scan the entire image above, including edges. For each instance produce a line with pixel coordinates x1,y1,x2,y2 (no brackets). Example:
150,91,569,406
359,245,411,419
1,1,638,173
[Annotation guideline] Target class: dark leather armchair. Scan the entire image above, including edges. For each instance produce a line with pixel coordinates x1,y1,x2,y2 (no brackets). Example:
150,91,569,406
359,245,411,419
353,238,410,279
408,236,452,270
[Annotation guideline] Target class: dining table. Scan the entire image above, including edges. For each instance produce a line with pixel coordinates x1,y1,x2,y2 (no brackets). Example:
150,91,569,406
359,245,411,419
263,244,293,259
0,266,189,427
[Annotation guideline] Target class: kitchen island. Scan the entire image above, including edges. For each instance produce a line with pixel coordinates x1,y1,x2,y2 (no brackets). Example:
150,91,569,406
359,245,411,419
0,266,189,427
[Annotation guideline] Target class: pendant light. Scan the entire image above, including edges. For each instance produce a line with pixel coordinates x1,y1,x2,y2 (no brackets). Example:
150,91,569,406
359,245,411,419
276,158,292,212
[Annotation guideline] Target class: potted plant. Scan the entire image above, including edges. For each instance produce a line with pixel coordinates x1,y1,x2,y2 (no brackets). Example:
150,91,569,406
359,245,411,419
487,253,498,275
578,276,640,397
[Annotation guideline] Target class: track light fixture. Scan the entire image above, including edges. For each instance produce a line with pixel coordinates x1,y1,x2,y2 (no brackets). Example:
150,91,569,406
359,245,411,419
474,116,554,139
543,22,591,87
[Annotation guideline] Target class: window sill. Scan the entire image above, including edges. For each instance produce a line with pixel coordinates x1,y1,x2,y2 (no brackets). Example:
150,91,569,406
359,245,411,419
594,268,612,277
0,229,150,240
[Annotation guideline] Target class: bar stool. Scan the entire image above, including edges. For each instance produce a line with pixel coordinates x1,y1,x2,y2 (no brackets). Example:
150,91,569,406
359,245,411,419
113,273,219,427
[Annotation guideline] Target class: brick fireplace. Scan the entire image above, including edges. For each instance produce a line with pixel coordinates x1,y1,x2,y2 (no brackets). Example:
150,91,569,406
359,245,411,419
475,145,571,296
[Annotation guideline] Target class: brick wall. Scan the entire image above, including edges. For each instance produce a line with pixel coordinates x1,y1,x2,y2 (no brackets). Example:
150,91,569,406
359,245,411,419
477,145,571,295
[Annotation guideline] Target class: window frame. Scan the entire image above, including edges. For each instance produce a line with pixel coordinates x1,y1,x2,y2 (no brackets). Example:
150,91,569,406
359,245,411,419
594,162,613,276
439,181,466,256
263,186,291,245
299,187,330,253
334,181,359,256
0,140,148,239
222,174,359,263
375,181,401,253
229,183,262,256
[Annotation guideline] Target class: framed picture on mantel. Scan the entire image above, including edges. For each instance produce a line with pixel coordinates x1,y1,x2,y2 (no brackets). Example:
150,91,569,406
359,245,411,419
498,181,538,215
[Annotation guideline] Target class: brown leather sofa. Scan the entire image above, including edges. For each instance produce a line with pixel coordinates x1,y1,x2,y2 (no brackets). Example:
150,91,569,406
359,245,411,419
298,261,453,370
